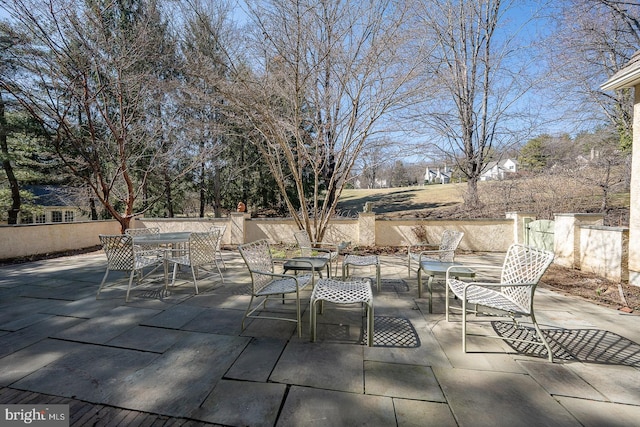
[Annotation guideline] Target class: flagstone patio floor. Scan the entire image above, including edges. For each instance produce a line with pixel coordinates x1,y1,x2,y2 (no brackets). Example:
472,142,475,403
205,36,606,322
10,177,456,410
1,250,640,426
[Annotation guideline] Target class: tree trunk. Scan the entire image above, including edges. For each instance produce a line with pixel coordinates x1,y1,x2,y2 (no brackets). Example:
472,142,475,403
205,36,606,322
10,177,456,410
0,92,20,225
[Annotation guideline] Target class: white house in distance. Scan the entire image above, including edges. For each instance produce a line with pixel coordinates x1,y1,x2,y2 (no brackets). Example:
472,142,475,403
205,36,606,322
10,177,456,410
424,166,452,184
480,158,518,181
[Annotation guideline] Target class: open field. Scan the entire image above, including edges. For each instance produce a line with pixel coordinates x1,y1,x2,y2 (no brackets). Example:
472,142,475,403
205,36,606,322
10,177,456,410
338,183,466,216
338,179,630,225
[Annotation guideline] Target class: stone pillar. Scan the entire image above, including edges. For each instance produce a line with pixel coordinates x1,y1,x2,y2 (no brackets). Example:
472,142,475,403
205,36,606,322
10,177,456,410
553,213,604,269
506,212,536,245
358,212,376,246
629,87,640,285
230,213,247,245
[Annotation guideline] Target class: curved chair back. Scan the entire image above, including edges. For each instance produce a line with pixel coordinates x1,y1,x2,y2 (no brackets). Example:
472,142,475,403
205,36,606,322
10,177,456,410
124,227,160,236
238,239,275,293
189,230,219,267
437,230,465,262
99,234,135,270
500,244,555,314
294,230,313,257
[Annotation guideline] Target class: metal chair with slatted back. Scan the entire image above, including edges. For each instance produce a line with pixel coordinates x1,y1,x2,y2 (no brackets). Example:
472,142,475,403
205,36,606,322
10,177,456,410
97,234,163,302
238,239,313,337
446,244,555,361
209,225,227,269
165,230,223,294
407,230,464,276
294,230,340,276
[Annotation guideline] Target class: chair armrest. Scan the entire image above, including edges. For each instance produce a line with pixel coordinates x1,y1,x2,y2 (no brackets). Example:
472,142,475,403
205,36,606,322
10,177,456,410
310,242,339,251
445,264,501,281
418,249,452,260
136,248,165,258
408,243,436,252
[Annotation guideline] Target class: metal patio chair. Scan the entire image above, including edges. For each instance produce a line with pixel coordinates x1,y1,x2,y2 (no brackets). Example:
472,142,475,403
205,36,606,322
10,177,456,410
209,225,227,269
97,234,163,302
238,239,313,337
407,230,464,276
446,243,555,361
125,227,161,252
294,230,340,276
165,230,224,294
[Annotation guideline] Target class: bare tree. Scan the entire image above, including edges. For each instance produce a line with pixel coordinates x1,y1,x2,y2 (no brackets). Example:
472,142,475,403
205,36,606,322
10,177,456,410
414,0,545,209
220,0,423,241
0,0,202,231
548,0,640,150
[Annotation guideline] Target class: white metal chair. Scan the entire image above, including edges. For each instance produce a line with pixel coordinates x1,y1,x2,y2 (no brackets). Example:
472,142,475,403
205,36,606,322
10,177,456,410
209,225,227,269
165,230,223,294
125,227,161,252
124,227,160,236
342,254,381,292
407,230,464,276
294,230,340,276
238,239,313,337
446,244,555,361
97,234,163,302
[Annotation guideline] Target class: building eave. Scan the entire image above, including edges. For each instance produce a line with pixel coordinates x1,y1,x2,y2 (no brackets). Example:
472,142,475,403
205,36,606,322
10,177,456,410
601,51,640,91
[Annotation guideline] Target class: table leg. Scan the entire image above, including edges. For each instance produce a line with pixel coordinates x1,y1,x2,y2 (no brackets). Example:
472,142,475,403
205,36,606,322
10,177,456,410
427,275,435,313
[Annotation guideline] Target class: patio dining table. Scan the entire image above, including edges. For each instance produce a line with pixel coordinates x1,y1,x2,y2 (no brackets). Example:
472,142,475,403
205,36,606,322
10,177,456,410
132,232,193,286
131,231,192,246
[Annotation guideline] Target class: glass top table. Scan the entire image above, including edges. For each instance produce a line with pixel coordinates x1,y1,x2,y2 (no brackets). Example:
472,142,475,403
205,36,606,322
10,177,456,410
417,260,475,313
282,256,331,278
132,232,192,245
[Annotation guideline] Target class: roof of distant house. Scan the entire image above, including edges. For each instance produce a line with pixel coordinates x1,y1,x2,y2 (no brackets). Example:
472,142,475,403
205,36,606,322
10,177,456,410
23,185,76,207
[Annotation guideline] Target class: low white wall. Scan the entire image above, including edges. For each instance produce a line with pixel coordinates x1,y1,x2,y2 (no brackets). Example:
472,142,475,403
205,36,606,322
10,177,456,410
0,220,120,260
0,213,631,286
554,213,605,268
579,225,629,282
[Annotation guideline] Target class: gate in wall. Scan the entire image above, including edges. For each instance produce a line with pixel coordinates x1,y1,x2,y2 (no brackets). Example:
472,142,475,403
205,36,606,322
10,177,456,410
525,219,555,252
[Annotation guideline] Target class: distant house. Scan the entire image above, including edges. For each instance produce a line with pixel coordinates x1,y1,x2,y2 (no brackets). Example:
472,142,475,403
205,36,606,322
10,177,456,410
424,165,452,184
480,159,518,181
18,185,91,224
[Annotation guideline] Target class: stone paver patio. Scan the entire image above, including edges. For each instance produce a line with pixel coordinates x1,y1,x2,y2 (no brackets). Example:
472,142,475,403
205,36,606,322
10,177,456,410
1,250,640,426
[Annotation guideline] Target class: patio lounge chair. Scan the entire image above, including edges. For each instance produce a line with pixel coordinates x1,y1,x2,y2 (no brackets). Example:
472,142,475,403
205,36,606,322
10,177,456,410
165,230,224,294
294,230,340,276
446,243,555,361
238,239,313,337
97,234,163,302
407,230,464,276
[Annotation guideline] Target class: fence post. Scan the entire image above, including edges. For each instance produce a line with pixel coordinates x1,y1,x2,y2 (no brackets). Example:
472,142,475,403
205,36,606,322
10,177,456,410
506,212,536,245
230,213,247,245
358,212,376,246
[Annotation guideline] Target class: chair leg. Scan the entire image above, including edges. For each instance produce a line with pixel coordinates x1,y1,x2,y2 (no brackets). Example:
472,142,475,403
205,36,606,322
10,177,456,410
462,295,468,353
125,270,136,303
310,298,318,342
445,280,451,322
171,264,178,287
530,311,554,362
367,303,374,347
376,263,381,292
241,295,256,332
96,269,110,299
190,265,199,295
295,289,301,338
